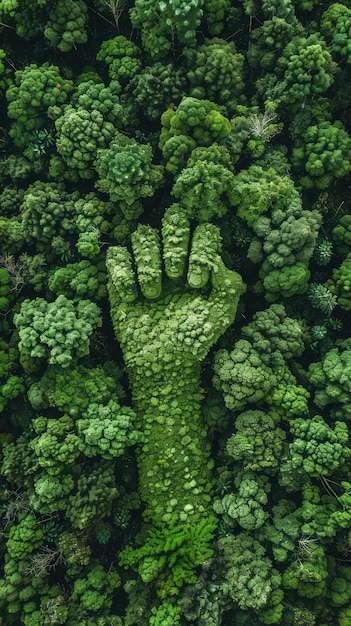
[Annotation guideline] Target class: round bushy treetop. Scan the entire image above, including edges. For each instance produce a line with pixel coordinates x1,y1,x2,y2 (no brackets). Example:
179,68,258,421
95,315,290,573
54,80,126,181
187,38,245,115
214,470,270,530
96,35,142,84
27,362,124,416
228,165,298,227
276,34,338,104
217,532,282,611
127,61,185,122
247,199,322,301
159,97,231,150
242,304,305,365
19,181,78,251
321,3,351,64
130,0,204,59
14,294,102,370
171,159,235,222
328,253,351,311
77,400,142,460
71,80,126,127
95,132,164,205
213,304,307,415
44,0,88,52
291,120,351,189
226,409,286,474
6,62,73,148
289,414,350,477
308,342,351,419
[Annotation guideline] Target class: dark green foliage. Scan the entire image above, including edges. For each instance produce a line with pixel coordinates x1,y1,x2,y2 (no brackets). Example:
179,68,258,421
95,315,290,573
1,3,351,624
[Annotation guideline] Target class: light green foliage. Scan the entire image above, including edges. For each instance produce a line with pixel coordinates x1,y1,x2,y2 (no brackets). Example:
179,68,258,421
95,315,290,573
54,80,125,180
308,282,338,315
289,415,350,477
296,0,319,9
226,409,286,474
107,216,244,593
217,533,282,610
159,97,231,150
241,303,305,362
96,35,142,84
308,344,351,418
187,223,223,288
161,205,191,278
261,0,295,20
295,481,340,540
95,132,164,204
72,80,125,127
265,368,310,419
30,414,81,475
72,564,120,613
247,190,321,300
213,471,270,530
0,555,49,617
77,400,142,459
321,3,351,64
119,517,217,593
188,142,232,169
6,514,43,560
260,262,311,300
339,606,351,626
228,165,296,227
76,231,101,259
187,38,245,114
14,294,102,369
44,0,88,52
292,121,351,189
66,463,118,529
6,63,72,148
149,601,182,626
329,254,351,310
276,34,337,104
53,108,112,180
213,339,276,411
130,225,162,298
214,304,307,416
0,47,10,91
130,0,204,58
108,217,244,368
313,237,333,266
48,258,107,301
161,135,197,176
31,472,75,513
249,199,319,269
172,158,234,221
27,362,123,416
74,192,116,242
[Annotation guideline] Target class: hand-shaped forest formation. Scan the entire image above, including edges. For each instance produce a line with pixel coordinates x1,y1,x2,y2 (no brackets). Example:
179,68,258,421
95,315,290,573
2,1,351,625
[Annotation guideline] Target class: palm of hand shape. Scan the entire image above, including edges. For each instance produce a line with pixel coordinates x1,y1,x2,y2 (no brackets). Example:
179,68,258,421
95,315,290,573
107,220,245,371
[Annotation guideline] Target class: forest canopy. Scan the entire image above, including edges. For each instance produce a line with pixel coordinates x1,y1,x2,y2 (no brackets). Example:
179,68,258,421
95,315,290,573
1,1,351,625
